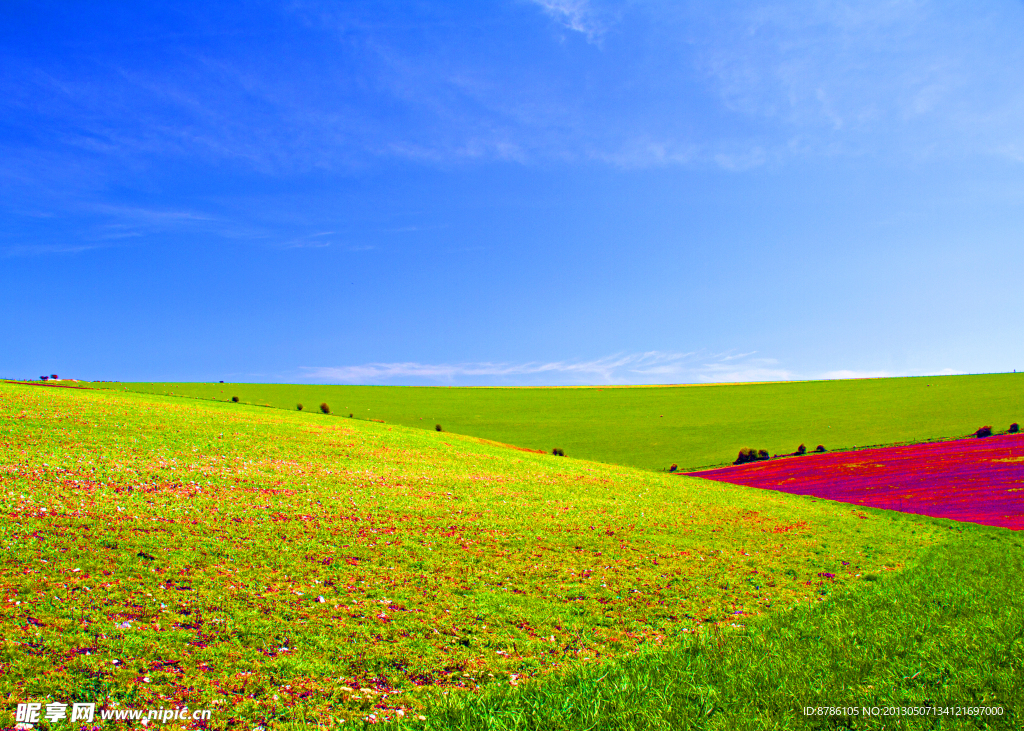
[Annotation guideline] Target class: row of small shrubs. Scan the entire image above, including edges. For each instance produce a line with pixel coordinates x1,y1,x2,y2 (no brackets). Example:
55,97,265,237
737,446,770,464
975,423,1019,437
551,448,565,456
294,402,331,413
294,403,392,421
734,444,826,465
734,448,769,465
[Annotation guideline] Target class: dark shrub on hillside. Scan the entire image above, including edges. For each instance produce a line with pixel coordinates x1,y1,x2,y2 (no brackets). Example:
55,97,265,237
757,449,769,461
349,413,354,418
734,448,759,465
231,396,239,403
1010,423,1020,433
552,448,564,456
669,463,677,472
320,403,330,414
797,443,807,455
974,425,992,438
815,444,826,453
296,403,303,411
435,424,442,432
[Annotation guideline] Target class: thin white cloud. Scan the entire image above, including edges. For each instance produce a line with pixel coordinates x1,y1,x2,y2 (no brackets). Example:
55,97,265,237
8,1,1024,191
282,239,330,249
87,204,217,223
530,0,606,44
79,202,272,243
690,1,1024,164
0,243,105,258
298,351,797,386
297,352,966,387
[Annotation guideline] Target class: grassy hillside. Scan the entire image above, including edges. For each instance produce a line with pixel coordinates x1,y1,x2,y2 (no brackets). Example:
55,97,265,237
0,381,992,729
391,524,1024,728
96,372,1024,471
388,526,1023,731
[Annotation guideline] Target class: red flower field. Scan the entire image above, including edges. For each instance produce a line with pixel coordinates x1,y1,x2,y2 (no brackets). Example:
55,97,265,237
687,434,1024,530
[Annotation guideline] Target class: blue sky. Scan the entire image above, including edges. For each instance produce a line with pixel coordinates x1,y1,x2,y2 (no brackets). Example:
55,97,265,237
2,0,1022,385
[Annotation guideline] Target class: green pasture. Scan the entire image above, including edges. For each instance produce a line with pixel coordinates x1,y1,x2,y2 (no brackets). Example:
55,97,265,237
385,524,1024,731
6,382,1021,729
96,372,1024,471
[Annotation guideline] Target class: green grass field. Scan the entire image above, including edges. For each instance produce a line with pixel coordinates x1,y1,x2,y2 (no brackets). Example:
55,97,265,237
95,373,1024,472
2,381,1021,729
393,528,1023,731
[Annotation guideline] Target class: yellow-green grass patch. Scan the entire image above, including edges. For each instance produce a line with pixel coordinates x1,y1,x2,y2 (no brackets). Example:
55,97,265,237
1,383,952,727
91,372,1024,472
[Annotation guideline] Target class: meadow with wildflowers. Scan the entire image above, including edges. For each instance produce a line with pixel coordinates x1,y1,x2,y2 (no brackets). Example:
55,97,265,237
2,382,1022,729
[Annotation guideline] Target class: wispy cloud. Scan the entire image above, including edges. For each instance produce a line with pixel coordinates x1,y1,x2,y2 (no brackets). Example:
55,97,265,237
298,351,797,386
530,0,606,44
297,352,967,386
280,231,334,249
83,202,276,243
282,240,330,249
0,243,106,258
689,2,1024,163
7,0,1024,199
87,204,218,225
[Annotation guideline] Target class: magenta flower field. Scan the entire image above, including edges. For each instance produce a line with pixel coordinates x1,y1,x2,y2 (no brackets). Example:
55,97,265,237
687,435,1024,530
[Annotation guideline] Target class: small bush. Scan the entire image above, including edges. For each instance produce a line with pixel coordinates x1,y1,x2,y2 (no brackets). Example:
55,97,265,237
815,444,826,453
757,449,769,461
435,424,442,432
349,413,354,418
296,403,303,411
669,463,677,472
320,403,330,414
231,396,239,403
797,443,806,455
974,425,992,438
552,448,564,456
1010,422,1020,433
